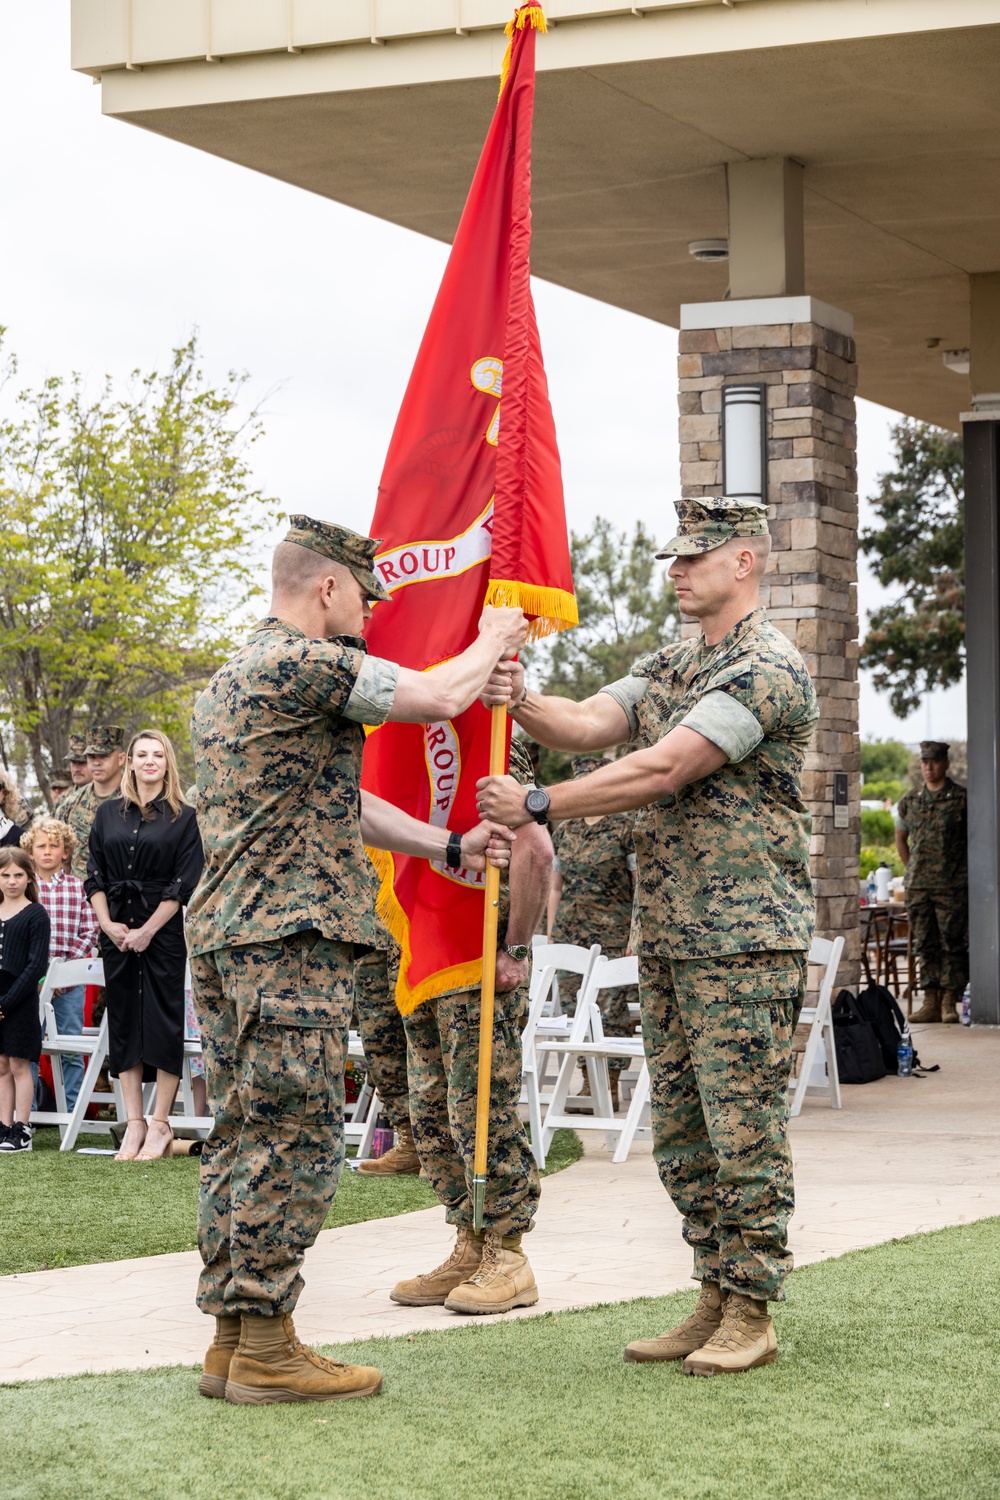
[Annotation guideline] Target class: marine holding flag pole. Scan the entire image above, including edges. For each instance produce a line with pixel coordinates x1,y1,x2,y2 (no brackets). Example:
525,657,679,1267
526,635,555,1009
360,0,574,1232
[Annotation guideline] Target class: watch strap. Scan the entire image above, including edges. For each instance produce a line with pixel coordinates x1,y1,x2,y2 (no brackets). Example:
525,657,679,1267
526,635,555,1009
445,831,463,869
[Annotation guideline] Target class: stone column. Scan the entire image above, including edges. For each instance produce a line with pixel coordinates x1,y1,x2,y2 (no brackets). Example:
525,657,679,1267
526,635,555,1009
677,295,860,983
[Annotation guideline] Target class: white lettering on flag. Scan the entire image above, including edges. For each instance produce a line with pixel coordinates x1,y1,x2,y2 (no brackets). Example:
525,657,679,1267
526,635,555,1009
374,498,494,596
425,718,485,888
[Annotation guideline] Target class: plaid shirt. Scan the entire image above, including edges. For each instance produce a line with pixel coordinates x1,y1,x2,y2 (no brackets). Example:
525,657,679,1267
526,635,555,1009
38,868,99,976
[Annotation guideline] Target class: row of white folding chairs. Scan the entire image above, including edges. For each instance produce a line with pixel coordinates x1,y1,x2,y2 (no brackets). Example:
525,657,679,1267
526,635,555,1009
522,942,649,1169
522,930,846,1167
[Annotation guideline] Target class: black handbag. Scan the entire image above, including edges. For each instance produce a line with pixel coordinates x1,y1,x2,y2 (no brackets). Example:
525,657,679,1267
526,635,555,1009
832,988,887,1085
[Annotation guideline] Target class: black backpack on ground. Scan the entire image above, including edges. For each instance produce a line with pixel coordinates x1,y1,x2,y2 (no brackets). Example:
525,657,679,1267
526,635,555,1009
854,982,909,1073
831,988,887,1084
832,983,940,1082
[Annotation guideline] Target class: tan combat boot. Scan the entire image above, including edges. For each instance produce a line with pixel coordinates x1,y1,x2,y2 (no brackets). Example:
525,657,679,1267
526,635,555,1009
909,987,941,1023
390,1227,484,1306
444,1231,539,1315
198,1314,241,1399
225,1315,383,1404
623,1281,726,1364
356,1121,421,1176
682,1292,777,1377
940,989,960,1024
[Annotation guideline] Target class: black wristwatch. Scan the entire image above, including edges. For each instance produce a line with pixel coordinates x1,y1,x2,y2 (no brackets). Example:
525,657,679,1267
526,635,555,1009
445,831,463,869
504,944,530,963
524,787,551,826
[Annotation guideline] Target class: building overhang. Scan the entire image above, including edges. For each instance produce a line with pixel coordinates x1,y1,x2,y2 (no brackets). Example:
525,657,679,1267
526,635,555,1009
71,0,1000,432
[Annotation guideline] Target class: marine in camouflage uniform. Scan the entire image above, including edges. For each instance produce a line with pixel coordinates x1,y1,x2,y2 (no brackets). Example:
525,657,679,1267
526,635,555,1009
186,514,524,1405
53,733,92,818
392,739,551,1315
895,741,968,1023
549,757,637,1072
63,725,125,878
479,497,818,1374
353,940,410,1132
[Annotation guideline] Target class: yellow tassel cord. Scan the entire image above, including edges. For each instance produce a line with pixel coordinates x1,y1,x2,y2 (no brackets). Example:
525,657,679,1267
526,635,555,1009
498,3,547,97
483,578,578,641
366,844,485,1015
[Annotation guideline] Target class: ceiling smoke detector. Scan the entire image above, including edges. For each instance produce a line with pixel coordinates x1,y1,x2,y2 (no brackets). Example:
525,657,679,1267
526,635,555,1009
688,239,729,262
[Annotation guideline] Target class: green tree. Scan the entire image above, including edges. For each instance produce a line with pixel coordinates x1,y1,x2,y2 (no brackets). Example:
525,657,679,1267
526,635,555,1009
522,517,680,781
860,737,911,785
860,419,964,717
0,336,277,801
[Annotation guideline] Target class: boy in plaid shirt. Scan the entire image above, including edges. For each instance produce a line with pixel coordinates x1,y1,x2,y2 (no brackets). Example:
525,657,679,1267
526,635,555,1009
21,818,98,1111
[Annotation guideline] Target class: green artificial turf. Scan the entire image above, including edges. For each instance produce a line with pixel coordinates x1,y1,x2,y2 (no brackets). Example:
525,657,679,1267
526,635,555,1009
2,1218,998,1500
0,1126,581,1276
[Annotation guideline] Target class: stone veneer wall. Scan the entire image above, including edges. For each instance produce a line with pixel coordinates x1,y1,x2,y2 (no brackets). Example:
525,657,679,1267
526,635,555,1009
677,314,861,983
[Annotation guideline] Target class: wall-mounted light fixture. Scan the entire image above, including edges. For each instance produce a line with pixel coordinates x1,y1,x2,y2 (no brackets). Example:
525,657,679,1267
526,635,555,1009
721,383,767,503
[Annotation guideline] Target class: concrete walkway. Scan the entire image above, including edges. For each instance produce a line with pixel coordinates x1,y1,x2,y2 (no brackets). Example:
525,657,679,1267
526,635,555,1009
3,1026,998,1383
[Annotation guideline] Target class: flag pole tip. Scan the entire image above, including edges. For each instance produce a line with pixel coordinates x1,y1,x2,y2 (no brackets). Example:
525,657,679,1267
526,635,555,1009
472,1176,487,1232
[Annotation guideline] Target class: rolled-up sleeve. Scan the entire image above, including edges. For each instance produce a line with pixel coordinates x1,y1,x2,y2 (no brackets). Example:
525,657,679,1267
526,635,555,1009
598,676,649,740
680,688,763,764
162,808,206,906
343,655,400,726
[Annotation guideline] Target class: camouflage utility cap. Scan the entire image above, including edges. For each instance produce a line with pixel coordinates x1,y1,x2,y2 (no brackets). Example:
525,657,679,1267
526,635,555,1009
84,724,125,757
656,497,769,558
919,741,949,761
284,515,392,603
64,733,88,763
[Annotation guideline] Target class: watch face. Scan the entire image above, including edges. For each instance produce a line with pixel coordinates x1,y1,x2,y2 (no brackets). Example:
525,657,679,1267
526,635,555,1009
506,944,530,962
525,788,550,816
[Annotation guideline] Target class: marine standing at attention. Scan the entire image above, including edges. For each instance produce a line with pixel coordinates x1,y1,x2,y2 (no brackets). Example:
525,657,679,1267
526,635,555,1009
477,496,818,1377
895,741,968,1024
187,515,525,1408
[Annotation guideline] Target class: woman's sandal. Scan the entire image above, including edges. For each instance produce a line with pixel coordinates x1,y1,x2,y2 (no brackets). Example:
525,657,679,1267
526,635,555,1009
136,1117,174,1161
114,1116,148,1162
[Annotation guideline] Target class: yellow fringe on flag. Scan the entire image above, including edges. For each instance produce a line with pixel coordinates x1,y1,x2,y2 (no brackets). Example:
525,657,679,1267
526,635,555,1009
366,845,485,1015
483,578,578,641
498,2,547,97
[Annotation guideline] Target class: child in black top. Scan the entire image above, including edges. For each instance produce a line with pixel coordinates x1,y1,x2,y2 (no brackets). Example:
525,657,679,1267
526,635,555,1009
0,846,51,1153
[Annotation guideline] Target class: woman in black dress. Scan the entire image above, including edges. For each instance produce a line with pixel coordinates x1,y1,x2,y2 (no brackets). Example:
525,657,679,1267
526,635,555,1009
87,730,204,1161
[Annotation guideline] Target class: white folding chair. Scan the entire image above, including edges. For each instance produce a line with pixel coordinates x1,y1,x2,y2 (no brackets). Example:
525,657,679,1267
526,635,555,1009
540,954,647,1159
790,934,845,1116
32,956,117,1152
520,944,602,1169
344,1029,381,1161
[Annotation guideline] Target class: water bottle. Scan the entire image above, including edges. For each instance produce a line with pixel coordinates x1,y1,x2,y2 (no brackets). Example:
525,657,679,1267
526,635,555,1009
897,1026,913,1077
371,1114,395,1159
867,871,877,905
961,984,972,1026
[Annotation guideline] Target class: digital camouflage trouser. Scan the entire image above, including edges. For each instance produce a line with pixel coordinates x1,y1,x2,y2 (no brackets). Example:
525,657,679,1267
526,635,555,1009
190,931,353,1317
402,982,540,1236
640,950,805,1303
906,890,969,993
352,947,410,1131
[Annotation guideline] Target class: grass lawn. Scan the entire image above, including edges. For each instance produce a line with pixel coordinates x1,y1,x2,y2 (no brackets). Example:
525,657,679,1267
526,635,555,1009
0,1127,581,1276
2,1218,998,1500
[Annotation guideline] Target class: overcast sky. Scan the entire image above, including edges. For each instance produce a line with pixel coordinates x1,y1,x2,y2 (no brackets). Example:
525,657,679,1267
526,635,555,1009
0,3,967,745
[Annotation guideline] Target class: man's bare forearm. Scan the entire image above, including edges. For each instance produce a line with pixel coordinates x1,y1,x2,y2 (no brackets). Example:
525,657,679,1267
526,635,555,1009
360,791,454,861
508,690,628,752
504,821,553,944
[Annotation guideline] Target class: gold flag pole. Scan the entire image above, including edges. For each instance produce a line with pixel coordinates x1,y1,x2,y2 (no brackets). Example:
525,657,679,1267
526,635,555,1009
472,701,509,1231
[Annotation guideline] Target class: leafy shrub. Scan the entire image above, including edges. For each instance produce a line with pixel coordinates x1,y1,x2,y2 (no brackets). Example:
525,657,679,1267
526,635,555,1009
860,845,904,879
861,808,896,844
860,778,904,805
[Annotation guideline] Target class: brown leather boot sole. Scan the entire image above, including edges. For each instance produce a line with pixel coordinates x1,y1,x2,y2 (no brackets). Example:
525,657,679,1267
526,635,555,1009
198,1372,229,1400
443,1283,539,1315
225,1373,384,1405
684,1347,778,1377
